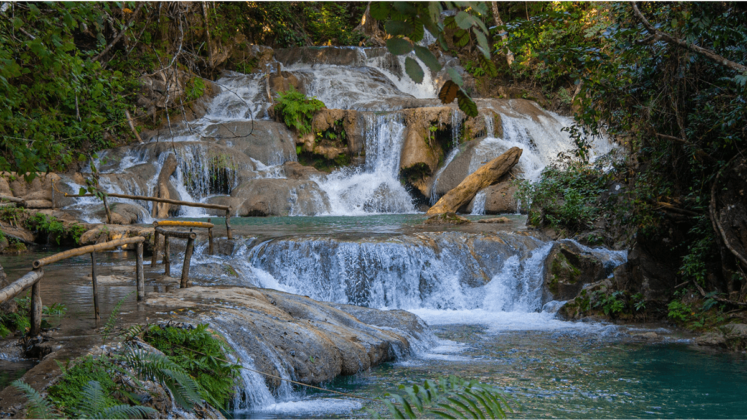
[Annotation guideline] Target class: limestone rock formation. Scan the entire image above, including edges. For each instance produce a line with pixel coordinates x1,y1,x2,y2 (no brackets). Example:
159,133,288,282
423,212,471,225
465,182,520,214
543,241,607,300
427,147,522,215
153,154,178,218
147,286,424,386
398,107,452,196
231,178,330,216
283,161,326,181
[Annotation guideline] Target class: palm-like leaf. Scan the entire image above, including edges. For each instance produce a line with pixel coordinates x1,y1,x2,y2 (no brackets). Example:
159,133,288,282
380,375,512,419
75,380,157,419
11,380,59,419
122,347,203,411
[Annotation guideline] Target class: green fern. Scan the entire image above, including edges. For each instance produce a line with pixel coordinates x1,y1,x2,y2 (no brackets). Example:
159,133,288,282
121,347,203,412
379,375,512,419
120,324,144,342
274,86,325,135
11,380,59,419
75,380,156,419
102,291,135,341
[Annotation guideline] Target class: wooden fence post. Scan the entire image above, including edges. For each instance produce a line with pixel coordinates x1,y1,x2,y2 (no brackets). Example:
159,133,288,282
163,236,171,277
181,236,195,288
136,242,144,301
30,272,42,336
151,228,160,267
102,195,112,224
91,252,100,322
207,218,214,255
225,208,232,239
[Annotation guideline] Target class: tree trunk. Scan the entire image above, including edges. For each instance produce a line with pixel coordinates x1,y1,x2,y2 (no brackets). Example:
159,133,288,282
491,2,514,65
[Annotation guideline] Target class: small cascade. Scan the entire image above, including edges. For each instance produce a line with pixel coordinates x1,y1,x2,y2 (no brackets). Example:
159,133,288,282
470,191,487,215
451,109,462,148
315,113,416,215
484,113,495,138
430,148,460,205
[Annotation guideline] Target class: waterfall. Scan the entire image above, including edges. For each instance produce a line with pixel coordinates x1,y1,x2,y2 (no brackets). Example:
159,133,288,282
314,113,416,215
430,148,460,205
470,191,487,215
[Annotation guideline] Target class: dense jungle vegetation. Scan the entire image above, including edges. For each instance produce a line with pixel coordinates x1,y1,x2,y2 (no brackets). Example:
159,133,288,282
1,1,747,323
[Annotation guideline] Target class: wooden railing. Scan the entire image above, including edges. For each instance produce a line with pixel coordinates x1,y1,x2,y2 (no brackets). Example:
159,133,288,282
0,237,146,335
152,227,197,288
64,192,233,239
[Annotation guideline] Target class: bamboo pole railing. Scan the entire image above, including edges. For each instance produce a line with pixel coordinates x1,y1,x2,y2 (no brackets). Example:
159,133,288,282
64,192,233,239
0,236,146,335
152,220,215,257
152,227,197,288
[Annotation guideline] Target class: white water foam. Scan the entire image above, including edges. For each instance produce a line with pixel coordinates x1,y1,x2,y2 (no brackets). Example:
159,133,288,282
470,191,487,215
314,113,416,215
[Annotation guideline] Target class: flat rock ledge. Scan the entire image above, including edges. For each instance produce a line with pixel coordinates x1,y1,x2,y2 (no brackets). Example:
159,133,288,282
147,286,428,387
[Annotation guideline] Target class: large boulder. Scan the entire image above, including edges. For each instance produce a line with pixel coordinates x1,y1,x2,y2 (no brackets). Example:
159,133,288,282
147,286,420,386
543,241,607,300
427,147,522,215
398,107,452,196
283,161,326,181
231,178,330,216
202,120,297,166
93,203,149,225
464,181,520,214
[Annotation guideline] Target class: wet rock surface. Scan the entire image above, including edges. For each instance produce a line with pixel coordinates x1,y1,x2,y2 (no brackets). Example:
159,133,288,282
146,286,419,386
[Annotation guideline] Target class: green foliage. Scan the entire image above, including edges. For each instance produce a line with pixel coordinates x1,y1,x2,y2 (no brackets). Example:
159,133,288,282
274,86,325,135
632,293,646,312
122,348,204,411
75,380,156,419
23,212,87,245
142,324,240,409
594,290,625,316
47,356,122,416
102,291,134,341
375,1,487,117
377,375,511,419
12,380,59,419
515,158,610,233
0,3,139,181
667,300,692,322
184,77,205,102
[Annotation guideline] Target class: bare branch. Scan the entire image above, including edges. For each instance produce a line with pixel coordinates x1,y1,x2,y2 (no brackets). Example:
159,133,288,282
632,2,747,73
93,3,146,62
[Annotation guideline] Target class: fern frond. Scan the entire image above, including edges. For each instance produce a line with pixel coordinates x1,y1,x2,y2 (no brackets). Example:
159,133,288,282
11,380,59,419
102,291,135,341
122,347,202,411
76,380,108,417
381,376,510,419
97,404,158,419
120,324,144,342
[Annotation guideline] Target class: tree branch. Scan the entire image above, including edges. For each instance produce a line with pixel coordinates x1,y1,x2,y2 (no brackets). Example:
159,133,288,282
93,3,146,62
632,2,747,73
710,161,747,268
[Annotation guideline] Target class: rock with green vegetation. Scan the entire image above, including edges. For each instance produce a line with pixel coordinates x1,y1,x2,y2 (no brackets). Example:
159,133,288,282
146,286,423,388
544,241,606,300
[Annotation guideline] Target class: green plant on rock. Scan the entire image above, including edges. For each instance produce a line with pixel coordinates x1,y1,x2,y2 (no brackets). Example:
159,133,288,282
141,324,240,409
275,86,325,135
11,380,59,419
377,375,512,419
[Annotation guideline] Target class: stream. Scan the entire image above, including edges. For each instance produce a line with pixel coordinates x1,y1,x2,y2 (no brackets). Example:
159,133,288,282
2,44,747,418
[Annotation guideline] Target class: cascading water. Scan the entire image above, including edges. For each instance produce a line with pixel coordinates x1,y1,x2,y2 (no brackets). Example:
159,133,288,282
314,113,416,215
470,191,487,215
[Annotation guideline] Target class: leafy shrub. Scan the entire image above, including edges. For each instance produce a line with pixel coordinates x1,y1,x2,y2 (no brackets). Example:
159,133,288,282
47,356,122,416
515,158,610,233
142,324,240,409
274,86,325,135
23,213,86,244
667,300,692,322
